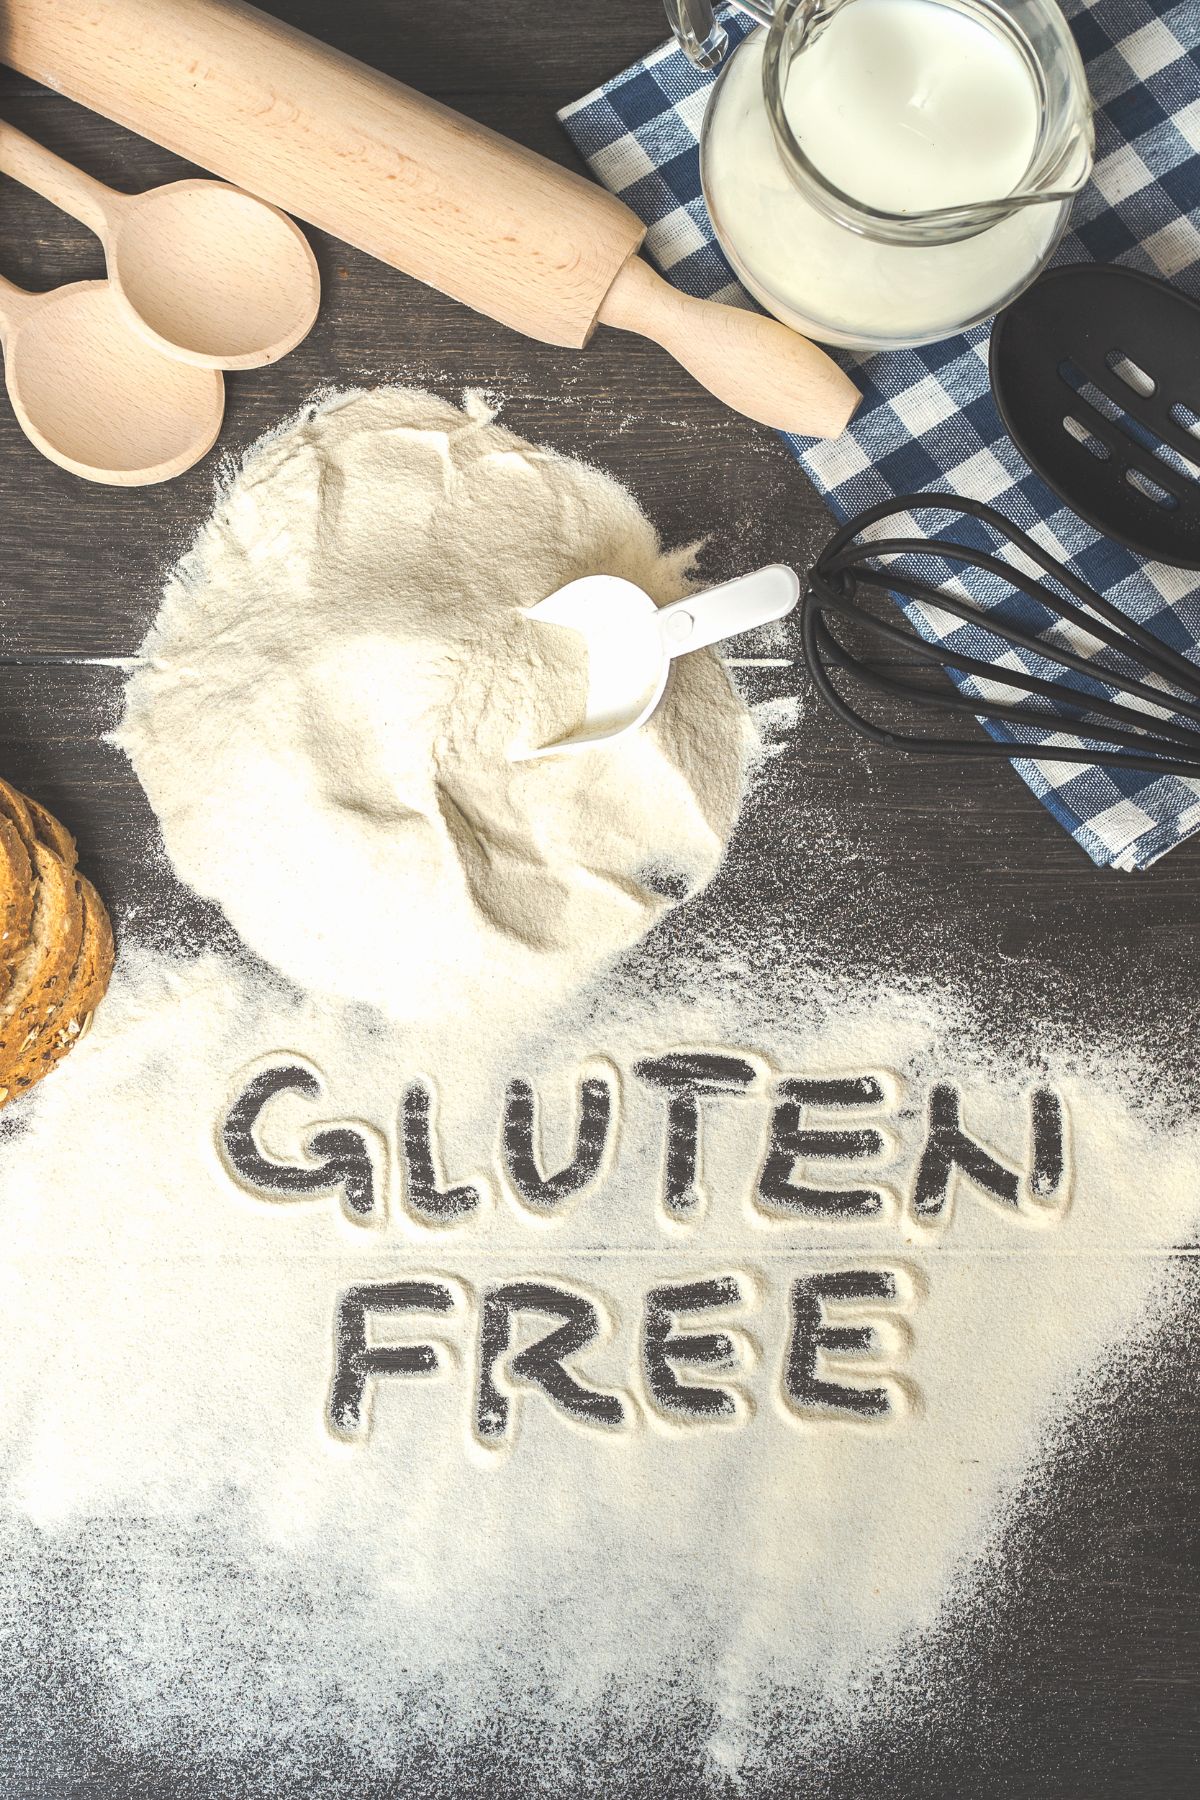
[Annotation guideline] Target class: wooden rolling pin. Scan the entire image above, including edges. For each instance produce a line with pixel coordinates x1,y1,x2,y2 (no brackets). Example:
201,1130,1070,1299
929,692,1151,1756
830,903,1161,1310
0,0,859,437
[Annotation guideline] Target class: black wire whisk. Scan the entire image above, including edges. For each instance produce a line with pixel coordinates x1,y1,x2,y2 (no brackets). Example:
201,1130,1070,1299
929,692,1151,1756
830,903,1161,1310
801,493,1200,779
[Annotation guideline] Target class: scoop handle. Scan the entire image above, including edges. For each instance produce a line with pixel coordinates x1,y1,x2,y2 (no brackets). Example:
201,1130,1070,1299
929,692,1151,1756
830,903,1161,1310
0,119,116,240
658,565,800,657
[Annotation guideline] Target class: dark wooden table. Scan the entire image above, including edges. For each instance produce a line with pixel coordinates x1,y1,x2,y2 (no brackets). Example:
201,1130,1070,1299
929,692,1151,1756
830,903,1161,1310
0,4,1196,1796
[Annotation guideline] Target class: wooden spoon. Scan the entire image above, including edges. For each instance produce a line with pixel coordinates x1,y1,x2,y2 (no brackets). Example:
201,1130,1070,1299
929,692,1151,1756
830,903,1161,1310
0,273,225,485
0,120,320,370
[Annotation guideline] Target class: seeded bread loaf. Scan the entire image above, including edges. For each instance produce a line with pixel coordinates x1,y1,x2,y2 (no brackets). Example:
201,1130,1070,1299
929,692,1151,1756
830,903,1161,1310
0,875,114,1103
0,779,113,1108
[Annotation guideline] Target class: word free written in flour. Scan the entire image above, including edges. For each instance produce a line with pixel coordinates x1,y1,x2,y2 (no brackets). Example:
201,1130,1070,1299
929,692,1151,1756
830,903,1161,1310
220,1048,1069,1453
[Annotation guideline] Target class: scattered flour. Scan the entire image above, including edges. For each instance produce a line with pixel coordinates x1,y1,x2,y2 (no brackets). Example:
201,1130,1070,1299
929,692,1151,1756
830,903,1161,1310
1,388,1194,1785
116,388,752,1020
0,934,1195,1776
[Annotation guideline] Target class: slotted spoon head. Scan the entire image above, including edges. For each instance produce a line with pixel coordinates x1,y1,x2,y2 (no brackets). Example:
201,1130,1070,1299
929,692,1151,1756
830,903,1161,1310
990,263,1200,569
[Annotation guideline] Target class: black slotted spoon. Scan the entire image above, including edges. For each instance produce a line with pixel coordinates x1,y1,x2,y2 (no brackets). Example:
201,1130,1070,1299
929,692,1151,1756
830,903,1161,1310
990,264,1200,569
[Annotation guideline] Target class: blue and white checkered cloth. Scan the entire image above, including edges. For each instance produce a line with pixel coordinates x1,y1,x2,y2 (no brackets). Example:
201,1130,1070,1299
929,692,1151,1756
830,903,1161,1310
561,0,1200,869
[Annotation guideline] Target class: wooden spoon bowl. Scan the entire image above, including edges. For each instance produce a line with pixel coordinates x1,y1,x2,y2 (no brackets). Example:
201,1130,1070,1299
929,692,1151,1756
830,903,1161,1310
0,277,225,485
109,178,321,369
0,122,320,371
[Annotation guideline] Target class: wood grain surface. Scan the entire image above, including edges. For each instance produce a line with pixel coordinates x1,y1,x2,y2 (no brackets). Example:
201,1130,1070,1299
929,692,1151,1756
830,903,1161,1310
0,3,1196,1797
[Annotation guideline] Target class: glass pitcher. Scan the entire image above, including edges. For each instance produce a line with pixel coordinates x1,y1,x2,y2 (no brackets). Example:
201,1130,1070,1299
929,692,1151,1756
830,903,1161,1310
665,0,1094,350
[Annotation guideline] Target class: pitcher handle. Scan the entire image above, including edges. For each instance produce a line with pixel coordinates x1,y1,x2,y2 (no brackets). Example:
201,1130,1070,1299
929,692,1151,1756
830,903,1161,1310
664,0,775,70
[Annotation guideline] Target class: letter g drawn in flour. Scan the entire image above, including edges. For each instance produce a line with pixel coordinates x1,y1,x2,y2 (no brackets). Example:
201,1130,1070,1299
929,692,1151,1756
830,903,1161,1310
220,1057,385,1226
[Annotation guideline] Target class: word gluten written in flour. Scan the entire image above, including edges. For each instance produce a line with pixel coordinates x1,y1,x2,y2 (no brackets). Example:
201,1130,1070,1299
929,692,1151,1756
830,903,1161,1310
220,1051,1069,1450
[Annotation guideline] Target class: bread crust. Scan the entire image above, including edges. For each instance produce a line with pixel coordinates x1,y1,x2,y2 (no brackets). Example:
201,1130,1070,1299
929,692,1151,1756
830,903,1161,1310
0,811,35,1002
0,784,84,1051
0,780,113,1108
1,874,114,1101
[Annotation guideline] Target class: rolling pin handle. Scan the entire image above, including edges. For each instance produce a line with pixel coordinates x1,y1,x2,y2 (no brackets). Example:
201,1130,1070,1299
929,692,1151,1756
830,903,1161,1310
596,254,860,440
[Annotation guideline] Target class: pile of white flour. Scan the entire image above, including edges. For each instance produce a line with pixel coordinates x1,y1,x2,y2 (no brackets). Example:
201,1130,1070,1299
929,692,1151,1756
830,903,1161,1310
117,388,750,1020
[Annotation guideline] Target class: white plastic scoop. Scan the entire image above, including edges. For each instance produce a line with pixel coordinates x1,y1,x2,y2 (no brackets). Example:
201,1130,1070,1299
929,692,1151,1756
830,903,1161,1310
514,564,800,759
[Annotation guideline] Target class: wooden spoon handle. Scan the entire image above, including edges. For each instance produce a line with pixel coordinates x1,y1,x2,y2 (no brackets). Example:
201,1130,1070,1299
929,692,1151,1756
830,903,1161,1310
0,118,116,239
597,255,859,440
